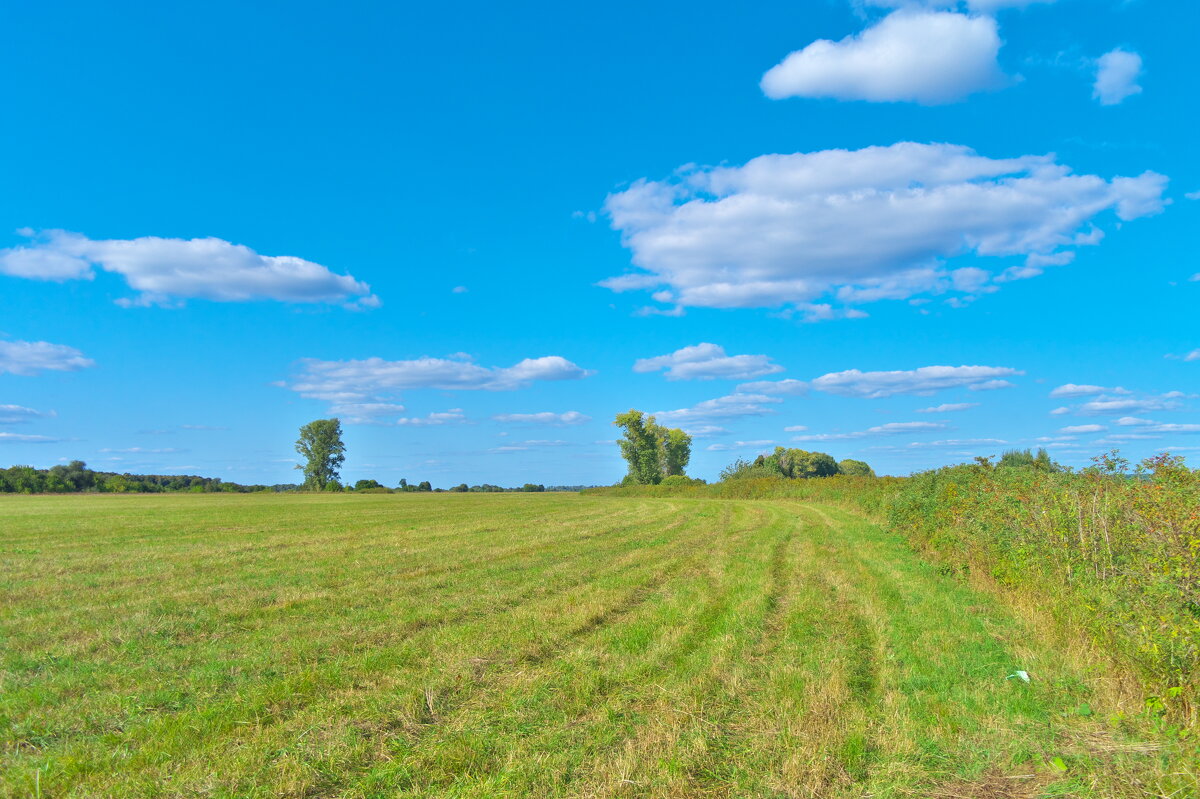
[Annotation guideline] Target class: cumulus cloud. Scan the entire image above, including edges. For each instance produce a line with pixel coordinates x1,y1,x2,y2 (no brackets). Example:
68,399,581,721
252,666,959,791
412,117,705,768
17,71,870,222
633,343,783,381
603,143,1166,313
1049,383,1129,398
916,402,979,413
654,393,783,424
1165,348,1200,362
492,411,591,426
0,404,55,424
810,365,1021,398
761,10,1006,105
0,339,94,376
1093,49,1143,106
288,354,593,401
0,230,377,308
792,421,946,441
858,0,1056,10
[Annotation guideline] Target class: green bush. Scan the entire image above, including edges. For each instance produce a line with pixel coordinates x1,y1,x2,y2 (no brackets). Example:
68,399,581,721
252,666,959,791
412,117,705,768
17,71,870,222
889,454,1200,709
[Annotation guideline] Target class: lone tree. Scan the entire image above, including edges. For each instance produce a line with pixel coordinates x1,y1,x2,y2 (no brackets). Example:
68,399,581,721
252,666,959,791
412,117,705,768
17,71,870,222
295,418,346,491
614,409,692,485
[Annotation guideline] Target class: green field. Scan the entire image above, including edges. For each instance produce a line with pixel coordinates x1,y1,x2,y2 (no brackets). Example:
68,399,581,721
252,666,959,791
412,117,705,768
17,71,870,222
0,494,1183,797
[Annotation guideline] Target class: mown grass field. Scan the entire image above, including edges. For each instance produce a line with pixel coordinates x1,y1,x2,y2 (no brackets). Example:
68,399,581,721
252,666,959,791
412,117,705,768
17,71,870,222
0,494,1187,798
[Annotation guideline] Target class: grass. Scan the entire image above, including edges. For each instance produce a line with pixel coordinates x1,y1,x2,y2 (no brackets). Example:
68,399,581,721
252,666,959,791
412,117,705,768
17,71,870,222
0,493,1191,797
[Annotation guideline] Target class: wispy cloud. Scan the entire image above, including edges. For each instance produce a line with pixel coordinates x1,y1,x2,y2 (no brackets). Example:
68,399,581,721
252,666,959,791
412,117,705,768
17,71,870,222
915,402,979,413
792,421,946,441
0,339,94,376
289,354,593,402
811,365,1021,398
492,411,591,426
633,343,784,381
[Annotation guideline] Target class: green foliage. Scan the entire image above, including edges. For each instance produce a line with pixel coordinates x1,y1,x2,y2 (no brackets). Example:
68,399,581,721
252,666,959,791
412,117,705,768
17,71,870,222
996,447,1058,472
659,474,705,487
354,479,384,491
613,409,692,484
838,459,875,478
889,452,1200,711
295,418,346,491
721,448,848,481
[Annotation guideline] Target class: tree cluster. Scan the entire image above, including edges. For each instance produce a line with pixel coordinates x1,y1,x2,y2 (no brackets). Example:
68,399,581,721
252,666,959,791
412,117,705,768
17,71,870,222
614,410,693,485
719,447,875,481
996,448,1060,472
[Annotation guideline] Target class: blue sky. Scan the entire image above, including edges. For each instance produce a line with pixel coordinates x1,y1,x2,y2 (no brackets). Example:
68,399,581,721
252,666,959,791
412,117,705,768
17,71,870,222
1,0,1196,486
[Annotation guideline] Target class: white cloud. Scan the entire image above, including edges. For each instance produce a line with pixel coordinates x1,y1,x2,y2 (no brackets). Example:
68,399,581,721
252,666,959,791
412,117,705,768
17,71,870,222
1115,416,1154,426
967,379,1014,391
0,230,378,308
784,425,808,432
329,402,408,424
1077,393,1185,415
1060,424,1106,434
492,411,591,426
397,409,467,426
488,439,571,454
289,354,593,401
858,0,1056,10
1049,383,1129,398
654,393,783,424
1093,49,1143,106
761,10,1006,105
706,440,776,452
811,365,1021,398
1050,406,1071,416
916,402,979,413
633,343,783,381
896,437,1007,448
734,378,809,396
678,424,728,437
1143,423,1200,434
99,447,185,454
0,339,94,376
0,432,60,443
1165,348,1200,362
0,404,55,424
793,421,946,441
604,143,1166,313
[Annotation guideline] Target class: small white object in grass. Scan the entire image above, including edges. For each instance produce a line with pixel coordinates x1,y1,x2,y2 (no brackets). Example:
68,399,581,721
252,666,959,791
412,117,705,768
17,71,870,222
1006,670,1031,683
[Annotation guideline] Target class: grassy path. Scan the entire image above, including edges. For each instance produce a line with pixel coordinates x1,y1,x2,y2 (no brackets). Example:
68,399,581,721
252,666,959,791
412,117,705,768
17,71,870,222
0,494,1177,797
